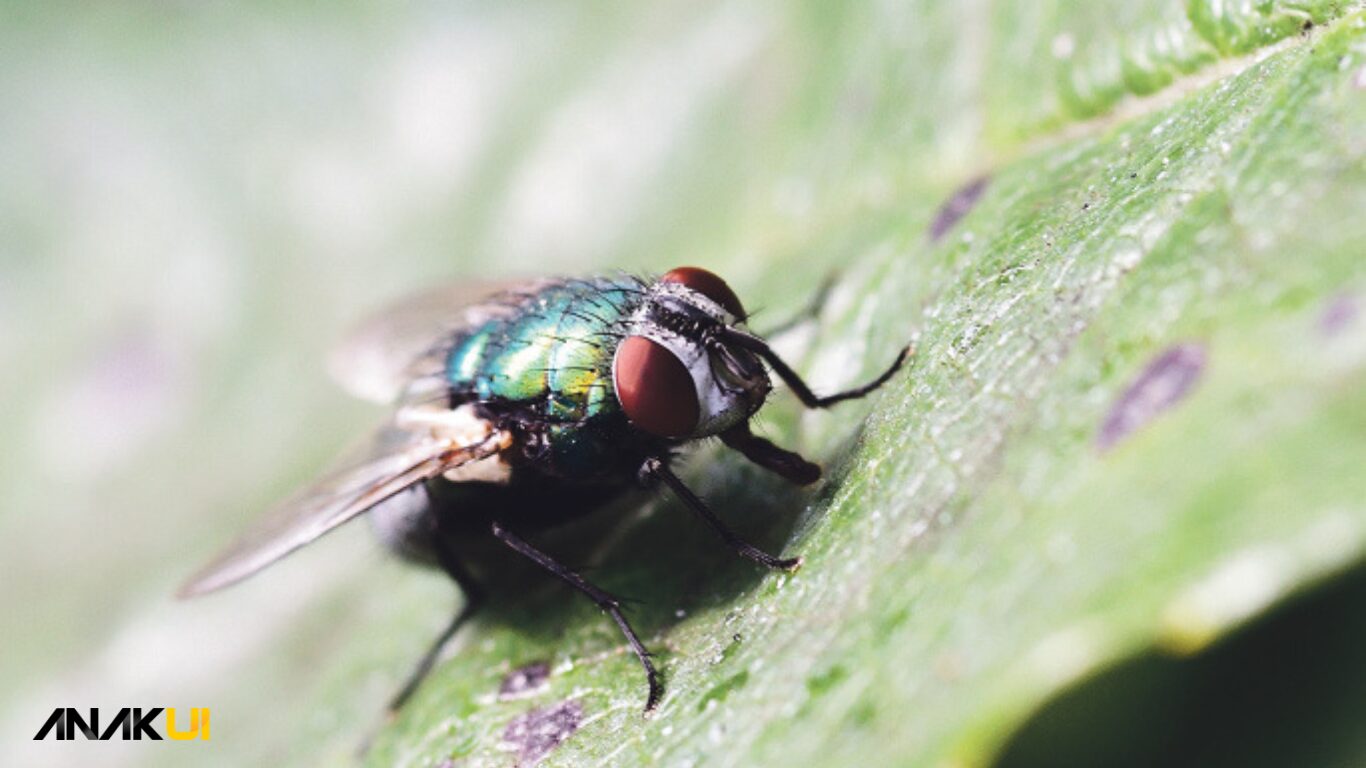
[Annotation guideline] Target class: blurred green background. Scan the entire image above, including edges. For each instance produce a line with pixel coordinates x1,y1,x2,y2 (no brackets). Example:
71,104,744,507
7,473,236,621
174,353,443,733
3,1,1364,766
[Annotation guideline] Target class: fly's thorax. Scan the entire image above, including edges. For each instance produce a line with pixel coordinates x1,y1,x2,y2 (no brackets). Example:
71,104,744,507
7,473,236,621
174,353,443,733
444,278,645,421
612,278,770,439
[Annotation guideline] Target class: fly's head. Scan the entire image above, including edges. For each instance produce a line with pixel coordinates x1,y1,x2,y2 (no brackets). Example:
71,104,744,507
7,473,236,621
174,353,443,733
612,267,771,440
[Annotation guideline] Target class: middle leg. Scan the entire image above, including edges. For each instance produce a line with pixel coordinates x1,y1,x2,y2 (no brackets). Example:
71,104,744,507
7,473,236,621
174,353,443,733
640,457,802,571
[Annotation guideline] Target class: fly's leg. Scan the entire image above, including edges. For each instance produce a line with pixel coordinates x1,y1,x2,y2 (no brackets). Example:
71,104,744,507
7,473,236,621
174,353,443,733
640,457,802,571
490,521,662,712
386,540,484,715
722,327,912,409
719,423,821,486
758,273,836,338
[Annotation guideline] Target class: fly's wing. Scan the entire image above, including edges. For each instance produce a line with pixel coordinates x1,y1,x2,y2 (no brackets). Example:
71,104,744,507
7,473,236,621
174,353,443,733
177,420,512,598
329,279,553,404
183,277,547,597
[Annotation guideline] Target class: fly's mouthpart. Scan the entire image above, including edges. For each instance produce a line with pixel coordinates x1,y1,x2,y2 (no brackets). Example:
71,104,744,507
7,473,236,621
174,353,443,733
698,328,760,388
708,346,753,394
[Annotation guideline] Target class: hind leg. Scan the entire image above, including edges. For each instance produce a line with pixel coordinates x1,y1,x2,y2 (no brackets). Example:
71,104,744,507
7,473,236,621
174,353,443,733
368,483,485,713
386,543,483,713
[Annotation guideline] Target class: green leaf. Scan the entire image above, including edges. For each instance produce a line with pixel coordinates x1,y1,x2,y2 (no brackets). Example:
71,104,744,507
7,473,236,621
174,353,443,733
2,3,1364,767
371,6,1366,766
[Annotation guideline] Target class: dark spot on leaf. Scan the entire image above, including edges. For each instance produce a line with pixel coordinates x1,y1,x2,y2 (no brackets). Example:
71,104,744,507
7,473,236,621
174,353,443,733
501,700,582,767
499,661,551,700
929,175,989,241
1097,343,1206,452
1319,293,1358,337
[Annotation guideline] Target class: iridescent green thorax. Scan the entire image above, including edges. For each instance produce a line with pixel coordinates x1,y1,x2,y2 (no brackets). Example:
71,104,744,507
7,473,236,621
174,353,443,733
445,276,647,423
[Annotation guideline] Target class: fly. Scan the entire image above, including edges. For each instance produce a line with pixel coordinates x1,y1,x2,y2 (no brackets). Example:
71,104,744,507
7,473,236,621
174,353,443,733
179,266,911,714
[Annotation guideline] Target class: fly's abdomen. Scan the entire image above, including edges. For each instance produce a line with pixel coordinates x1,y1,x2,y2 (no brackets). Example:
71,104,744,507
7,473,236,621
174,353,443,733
446,278,644,422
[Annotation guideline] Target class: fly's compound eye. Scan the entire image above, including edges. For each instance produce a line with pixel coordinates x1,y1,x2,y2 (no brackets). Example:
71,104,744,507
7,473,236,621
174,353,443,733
613,335,700,438
661,266,746,320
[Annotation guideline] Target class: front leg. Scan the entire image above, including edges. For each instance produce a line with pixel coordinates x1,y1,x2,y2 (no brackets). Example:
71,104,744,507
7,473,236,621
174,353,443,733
757,273,836,338
720,423,820,486
640,457,802,571
722,327,912,409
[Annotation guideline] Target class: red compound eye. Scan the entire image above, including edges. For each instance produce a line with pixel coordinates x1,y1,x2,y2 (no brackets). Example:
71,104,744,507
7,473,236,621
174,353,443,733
614,336,699,438
661,266,746,319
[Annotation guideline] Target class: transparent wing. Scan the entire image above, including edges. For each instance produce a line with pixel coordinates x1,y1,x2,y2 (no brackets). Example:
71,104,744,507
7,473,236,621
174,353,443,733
177,420,511,598
328,279,552,404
